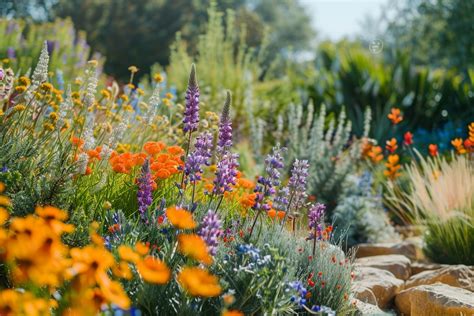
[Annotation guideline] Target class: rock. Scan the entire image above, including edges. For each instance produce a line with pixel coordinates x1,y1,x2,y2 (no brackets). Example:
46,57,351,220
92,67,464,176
356,255,411,280
353,284,378,305
411,262,449,276
356,240,422,261
405,265,474,291
353,266,404,308
354,299,390,315
395,282,474,316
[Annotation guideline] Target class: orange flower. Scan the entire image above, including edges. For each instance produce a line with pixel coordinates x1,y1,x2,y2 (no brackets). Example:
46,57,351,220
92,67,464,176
451,138,466,154
166,206,196,229
428,144,438,157
167,146,184,156
267,209,276,219
71,137,84,148
87,147,102,161
385,138,398,153
135,242,149,256
277,211,285,220
136,256,171,284
143,141,166,156
177,267,221,297
239,192,256,208
367,145,383,163
387,108,403,124
118,245,140,263
178,234,213,265
384,154,401,180
469,122,474,142
222,311,244,316
112,261,133,280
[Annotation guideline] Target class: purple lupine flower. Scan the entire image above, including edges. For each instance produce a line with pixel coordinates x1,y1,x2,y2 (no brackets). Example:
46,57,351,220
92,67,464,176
213,152,239,195
0,69,4,81
288,159,309,198
137,159,153,221
198,210,222,255
183,64,200,133
7,47,15,59
185,132,213,183
217,91,232,154
252,145,286,211
273,186,290,211
308,203,326,229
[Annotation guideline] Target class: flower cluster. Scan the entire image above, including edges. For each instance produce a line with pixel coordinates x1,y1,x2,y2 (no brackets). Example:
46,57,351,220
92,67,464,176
213,152,239,195
137,159,153,221
185,132,213,183
198,210,222,255
217,91,233,154
183,64,200,133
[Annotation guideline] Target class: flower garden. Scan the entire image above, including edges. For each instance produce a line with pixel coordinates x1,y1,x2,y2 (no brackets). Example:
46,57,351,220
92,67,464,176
0,2,474,316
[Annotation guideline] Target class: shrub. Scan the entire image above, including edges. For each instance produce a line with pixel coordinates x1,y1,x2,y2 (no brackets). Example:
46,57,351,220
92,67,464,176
387,153,474,264
333,172,400,246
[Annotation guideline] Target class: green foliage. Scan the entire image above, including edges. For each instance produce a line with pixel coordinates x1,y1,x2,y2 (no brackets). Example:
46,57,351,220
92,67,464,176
0,18,100,81
308,41,474,142
382,0,474,71
284,102,370,212
424,215,474,265
333,173,400,246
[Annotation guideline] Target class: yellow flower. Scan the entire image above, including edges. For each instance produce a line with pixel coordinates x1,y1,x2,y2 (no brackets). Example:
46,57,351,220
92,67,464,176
14,86,27,93
112,261,132,280
165,92,173,99
120,94,129,102
163,98,171,107
43,122,55,131
0,109,3,116
128,66,139,73
88,60,98,67
40,82,53,92
123,105,133,112
178,234,213,265
2,58,10,64
136,256,171,284
18,76,30,86
166,206,196,229
71,91,81,99
49,112,59,121
0,182,4,193
127,83,135,89
101,89,111,99
136,88,144,96
177,267,221,297
154,73,164,83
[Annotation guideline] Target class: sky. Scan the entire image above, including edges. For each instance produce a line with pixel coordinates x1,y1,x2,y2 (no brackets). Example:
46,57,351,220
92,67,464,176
299,0,389,40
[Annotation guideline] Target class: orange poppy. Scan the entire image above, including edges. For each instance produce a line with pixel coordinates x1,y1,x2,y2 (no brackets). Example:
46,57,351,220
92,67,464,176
166,206,196,229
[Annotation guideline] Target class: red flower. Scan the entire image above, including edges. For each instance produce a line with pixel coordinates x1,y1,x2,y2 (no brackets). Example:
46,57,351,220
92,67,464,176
403,132,413,146
428,144,438,157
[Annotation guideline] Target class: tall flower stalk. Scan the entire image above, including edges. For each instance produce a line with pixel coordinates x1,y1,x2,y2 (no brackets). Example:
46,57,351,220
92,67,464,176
180,64,200,190
184,132,214,204
212,152,239,212
137,159,153,222
217,91,232,155
308,203,326,256
281,159,309,233
249,145,285,237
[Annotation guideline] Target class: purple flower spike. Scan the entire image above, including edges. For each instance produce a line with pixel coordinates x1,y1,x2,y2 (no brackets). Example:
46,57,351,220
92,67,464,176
185,132,214,183
217,91,233,154
137,159,153,221
288,159,309,197
198,210,222,256
213,152,239,195
308,203,326,229
183,64,200,133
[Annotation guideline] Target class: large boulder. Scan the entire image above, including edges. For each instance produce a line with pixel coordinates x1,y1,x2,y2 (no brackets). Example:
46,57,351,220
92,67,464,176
405,265,474,291
356,240,422,261
411,262,449,276
354,299,390,315
356,254,411,280
353,266,404,308
395,283,474,316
